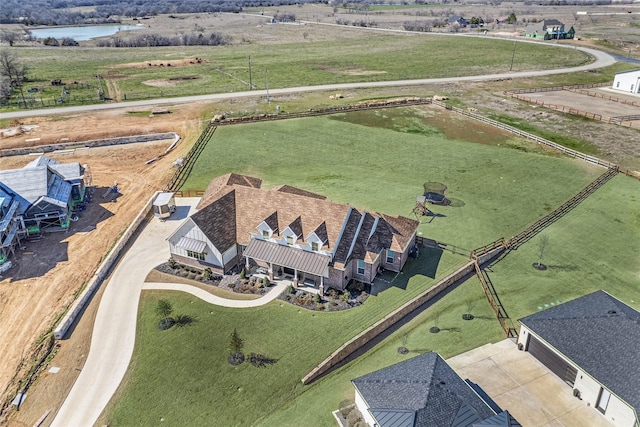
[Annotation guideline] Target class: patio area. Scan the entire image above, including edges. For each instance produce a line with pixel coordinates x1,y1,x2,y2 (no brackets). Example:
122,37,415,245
447,339,614,427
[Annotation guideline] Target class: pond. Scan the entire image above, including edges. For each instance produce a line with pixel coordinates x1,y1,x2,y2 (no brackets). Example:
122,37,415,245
29,25,142,41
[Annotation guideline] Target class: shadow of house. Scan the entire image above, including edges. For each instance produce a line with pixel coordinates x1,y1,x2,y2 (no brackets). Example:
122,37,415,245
1,185,115,282
371,247,443,296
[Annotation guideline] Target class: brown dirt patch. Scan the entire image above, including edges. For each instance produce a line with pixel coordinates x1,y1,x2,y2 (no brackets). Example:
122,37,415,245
0,105,206,426
143,79,179,87
342,69,387,76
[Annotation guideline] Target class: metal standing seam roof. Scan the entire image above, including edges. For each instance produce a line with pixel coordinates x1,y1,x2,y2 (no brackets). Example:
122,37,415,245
369,409,415,427
175,237,207,253
243,238,330,276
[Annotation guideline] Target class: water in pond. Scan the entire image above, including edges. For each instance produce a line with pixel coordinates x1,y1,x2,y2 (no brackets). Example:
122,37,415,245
30,25,142,41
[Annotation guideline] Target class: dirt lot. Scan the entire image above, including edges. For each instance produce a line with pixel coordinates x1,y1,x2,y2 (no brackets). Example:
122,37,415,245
0,102,210,423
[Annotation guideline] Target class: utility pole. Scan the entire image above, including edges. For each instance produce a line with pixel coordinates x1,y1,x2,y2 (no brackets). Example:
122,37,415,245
509,39,517,71
248,55,252,90
265,69,270,104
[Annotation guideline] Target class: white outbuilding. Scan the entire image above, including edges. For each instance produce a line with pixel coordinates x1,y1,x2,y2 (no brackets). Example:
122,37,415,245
612,69,640,94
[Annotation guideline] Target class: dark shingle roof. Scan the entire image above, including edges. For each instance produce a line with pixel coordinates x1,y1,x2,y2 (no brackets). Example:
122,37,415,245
352,352,495,427
191,189,237,251
519,290,640,415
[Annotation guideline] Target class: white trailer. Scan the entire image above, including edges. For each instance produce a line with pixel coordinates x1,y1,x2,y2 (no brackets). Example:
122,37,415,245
153,192,176,219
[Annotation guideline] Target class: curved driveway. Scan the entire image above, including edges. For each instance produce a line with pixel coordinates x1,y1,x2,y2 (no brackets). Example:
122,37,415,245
49,44,618,427
1,45,615,120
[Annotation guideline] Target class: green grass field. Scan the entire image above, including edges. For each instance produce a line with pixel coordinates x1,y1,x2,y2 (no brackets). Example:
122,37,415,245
182,106,603,249
6,34,589,107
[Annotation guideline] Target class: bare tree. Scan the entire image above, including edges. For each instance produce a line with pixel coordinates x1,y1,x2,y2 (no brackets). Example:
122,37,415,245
536,235,550,268
0,31,19,47
0,49,28,107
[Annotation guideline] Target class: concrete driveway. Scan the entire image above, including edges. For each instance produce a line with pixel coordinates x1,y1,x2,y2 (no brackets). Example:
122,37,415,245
447,339,613,427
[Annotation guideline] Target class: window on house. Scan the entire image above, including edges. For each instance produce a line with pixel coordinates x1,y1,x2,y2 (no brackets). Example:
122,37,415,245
596,388,611,414
357,260,365,275
286,235,294,245
262,229,269,238
616,81,620,88
311,242,319,251
386,249,395,264
186,250,205,261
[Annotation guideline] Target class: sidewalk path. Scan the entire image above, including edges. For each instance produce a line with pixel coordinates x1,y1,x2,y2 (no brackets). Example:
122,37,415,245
142,281,289,308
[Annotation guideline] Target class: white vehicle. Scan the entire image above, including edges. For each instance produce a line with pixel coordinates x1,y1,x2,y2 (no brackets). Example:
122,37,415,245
153,192,176,219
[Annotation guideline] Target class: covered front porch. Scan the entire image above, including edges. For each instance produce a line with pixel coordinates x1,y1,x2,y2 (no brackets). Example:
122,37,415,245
243,238,330,294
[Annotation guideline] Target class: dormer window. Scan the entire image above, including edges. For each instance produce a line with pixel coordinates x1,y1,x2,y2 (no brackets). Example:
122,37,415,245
262,229,270,238
311,241,319,251
286,235,294,245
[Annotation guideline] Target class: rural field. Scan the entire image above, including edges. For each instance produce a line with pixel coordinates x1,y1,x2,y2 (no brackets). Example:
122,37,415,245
1,3,639,425
1,20,592,107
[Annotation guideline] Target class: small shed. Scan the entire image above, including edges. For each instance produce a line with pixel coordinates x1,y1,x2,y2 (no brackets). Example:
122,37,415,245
153,192,176,219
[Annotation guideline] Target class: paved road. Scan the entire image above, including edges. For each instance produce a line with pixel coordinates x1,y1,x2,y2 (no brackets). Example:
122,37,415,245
0,45,616,120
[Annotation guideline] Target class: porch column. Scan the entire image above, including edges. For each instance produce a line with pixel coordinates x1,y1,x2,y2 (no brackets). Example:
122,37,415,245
245,256,251,270
293,269,299,287
319,276,324,296
269,262,274,281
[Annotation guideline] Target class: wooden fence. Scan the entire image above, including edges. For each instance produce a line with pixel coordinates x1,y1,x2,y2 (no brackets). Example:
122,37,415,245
474,261,518,338
164,123,216,192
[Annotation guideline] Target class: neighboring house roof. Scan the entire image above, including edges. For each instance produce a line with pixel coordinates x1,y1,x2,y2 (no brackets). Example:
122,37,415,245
519,290,640,416
448,15,467,24
473,411,522,427
352,352,496,427
243,239,330,276
542,19,564,28
0,156,82,216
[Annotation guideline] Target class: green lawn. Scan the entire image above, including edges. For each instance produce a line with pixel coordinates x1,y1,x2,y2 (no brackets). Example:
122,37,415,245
6,34,589,107
101,248,466,426
183,106,604,249
484,174,640,318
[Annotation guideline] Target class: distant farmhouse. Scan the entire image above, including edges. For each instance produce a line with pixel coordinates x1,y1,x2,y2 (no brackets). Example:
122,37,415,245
612,69,640,94
352,352,521,427
0,156,91,265
448,15,468,28
523,19,574,40
168,173,419,292
518,290,640,427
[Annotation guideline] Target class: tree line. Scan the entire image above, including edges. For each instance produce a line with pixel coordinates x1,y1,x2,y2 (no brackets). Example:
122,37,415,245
95,32,231,47
0,0,324,26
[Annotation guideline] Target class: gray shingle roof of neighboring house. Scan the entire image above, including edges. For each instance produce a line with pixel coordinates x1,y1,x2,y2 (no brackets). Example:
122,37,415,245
352,352,496,427
519,290,640,416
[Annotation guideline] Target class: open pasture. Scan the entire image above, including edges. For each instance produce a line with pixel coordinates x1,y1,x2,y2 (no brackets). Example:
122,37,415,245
182,105,604,249
9,30,589,106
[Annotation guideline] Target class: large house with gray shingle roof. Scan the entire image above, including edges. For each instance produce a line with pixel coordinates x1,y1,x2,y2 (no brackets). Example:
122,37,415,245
517,290,640,427
167,174,419,291
352,352,520,427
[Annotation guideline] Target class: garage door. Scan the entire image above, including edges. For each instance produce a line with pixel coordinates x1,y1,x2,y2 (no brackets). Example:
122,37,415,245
528,335,577,386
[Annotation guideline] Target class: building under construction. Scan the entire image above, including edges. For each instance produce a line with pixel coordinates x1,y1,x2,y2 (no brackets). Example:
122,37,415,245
0,156,91,268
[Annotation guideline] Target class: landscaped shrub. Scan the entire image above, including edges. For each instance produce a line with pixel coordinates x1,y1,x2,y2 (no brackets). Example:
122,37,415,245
240,268,246,279
338,400,353,417
287,284,295,294
346,408,363,426
314,293,321,303
168,258,177,269
174,314,196,327
187,272,197,280
157,317,175,330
